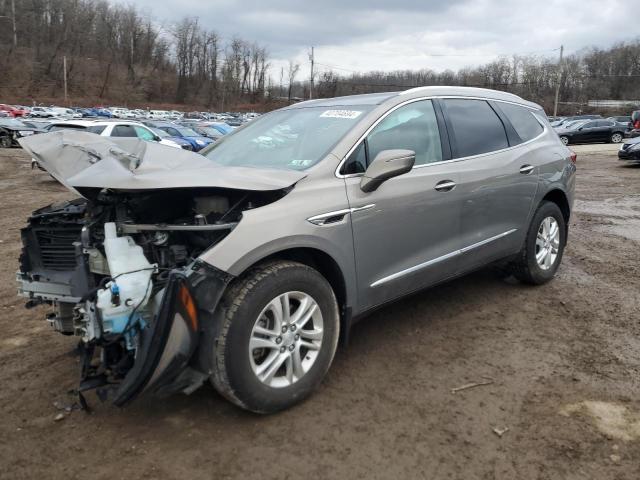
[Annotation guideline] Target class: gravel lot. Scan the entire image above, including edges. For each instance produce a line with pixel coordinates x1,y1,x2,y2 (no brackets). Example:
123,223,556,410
0,143,639,479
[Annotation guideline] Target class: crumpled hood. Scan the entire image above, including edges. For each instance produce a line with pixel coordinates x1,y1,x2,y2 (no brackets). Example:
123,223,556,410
19,130,306,196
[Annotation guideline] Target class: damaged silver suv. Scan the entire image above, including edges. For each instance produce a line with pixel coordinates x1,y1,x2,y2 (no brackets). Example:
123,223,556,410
17,87,575,413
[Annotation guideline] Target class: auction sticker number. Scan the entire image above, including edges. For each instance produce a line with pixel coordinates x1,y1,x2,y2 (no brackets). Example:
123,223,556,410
320,110,363,119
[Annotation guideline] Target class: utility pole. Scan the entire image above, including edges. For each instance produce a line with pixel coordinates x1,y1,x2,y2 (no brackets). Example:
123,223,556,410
63,55,68,104
553,45,564,117
10,0,16,47
309,46,315,100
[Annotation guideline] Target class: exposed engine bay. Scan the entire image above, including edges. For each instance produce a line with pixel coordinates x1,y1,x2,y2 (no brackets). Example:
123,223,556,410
17,186,286,406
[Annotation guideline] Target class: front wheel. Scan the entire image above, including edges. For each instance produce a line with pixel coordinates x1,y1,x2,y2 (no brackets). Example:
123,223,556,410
610,132,623,143
510,201,566,285
210,261,340,413
0,135,11,148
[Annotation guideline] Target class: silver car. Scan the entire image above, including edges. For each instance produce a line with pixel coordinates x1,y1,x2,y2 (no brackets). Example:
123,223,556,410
18,87,575,413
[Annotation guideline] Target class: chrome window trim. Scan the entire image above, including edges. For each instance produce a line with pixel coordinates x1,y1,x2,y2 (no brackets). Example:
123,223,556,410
370,229,517,288
335,95,548,179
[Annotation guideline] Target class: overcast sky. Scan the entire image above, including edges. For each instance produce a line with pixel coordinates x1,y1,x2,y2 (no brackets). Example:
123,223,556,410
126,0,634,80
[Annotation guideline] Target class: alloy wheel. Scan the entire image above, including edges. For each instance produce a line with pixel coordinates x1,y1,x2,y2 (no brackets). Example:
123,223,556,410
611,133,623,143
249,291,324,388
536,216,560,270
560,136,569,146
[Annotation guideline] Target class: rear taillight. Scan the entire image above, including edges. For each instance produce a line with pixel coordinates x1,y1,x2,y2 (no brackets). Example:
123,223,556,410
570,151,577,164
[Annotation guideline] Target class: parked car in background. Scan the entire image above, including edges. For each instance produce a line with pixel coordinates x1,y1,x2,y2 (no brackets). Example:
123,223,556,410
628,110,640,138
0,118,44,147
29,106,59,118
143,121,213,151
555,119,626,145
0,104,28,117
32,119,182,168
618,136,640,163
552,114,602,129
17,86,575,414
148,126,194,150
608,115,632,125
225,116,244,127
180,120,233,140
147,109,170,120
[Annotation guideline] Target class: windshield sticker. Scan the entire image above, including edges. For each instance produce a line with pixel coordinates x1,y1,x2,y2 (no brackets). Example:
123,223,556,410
320,110,363,119
289,159,314,167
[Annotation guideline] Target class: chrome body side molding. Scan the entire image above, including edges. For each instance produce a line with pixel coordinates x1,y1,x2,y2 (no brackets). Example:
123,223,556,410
370,229,517,287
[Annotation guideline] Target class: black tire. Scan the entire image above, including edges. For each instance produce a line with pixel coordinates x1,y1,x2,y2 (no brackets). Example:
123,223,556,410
209,260,340,414
559,136,569,146
610,132,623,144
0,135,11,148
510,201,566,285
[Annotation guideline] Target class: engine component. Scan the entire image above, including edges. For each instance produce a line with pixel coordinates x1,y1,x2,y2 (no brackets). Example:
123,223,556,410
95,223,156,346
46,302,75,335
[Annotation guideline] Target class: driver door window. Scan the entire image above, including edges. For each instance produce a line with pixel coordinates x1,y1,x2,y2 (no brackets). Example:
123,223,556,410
342,100,442,174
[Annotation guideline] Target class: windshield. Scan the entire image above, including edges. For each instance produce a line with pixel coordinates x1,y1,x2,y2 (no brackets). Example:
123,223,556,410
174,127,199,137
0,119,27,128
565,120,588,129
151,127,170,138
210,123,233,134
202,105,372,170
197,127,221,137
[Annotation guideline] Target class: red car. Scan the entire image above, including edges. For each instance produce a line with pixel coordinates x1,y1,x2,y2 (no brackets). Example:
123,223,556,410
0,104,27,117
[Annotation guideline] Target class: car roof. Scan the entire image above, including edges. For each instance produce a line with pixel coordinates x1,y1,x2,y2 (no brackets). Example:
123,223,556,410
287,86,541,111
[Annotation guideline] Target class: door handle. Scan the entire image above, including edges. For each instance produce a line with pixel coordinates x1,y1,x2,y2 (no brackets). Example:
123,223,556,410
434,180,456,192
519,165,535,175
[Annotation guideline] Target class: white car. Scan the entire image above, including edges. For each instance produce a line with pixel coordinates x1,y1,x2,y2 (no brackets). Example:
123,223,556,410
147,110,170,120
30,120,182,170
108,107,130,118
29,106,61,118
46,120,181,147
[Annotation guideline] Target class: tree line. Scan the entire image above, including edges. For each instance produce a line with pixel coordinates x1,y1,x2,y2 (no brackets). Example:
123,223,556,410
1,0,639,114
299,40,640,114
0,0,272,109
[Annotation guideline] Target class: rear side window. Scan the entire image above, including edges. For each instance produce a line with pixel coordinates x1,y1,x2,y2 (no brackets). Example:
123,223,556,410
497,103,543,143
443,99,508,158
112,125,137,137
86,125,106,134
48,124,86,131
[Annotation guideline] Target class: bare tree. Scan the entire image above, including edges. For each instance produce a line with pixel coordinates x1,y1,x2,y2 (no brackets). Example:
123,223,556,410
287,60,300,102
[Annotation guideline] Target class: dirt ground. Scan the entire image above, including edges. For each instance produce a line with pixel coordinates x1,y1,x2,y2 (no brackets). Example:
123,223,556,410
0,144,639,480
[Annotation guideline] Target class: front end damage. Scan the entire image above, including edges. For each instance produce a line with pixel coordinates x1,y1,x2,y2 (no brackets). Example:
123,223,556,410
17,131,302,406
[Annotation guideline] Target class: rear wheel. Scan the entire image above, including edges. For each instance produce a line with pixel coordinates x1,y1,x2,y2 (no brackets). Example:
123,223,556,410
559,136,569,146
510,201,566,285
610,132,623,143
210,261,339,413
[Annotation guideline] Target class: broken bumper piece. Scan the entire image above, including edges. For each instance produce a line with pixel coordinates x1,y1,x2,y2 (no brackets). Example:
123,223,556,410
78,262,231,407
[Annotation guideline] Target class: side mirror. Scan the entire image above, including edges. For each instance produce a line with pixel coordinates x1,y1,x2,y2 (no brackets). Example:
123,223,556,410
360,149,415,193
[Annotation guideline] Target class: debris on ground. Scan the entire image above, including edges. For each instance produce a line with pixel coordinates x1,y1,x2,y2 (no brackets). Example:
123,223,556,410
492,427,509,438
451,377,494,394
